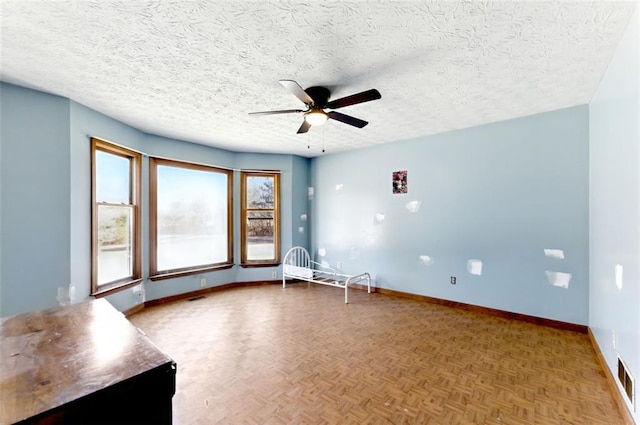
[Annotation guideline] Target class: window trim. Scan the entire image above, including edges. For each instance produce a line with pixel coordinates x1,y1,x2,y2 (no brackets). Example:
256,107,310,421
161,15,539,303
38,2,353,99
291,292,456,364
90,138,142,296
240,171,281,266
149,157,234,279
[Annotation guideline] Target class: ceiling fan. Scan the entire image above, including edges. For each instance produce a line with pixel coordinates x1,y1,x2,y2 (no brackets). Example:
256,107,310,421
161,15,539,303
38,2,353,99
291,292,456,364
249,80,382,134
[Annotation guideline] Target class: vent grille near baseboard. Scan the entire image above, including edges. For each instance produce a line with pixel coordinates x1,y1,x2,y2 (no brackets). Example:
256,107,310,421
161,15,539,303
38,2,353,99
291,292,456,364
618,356,635,410
187,295,206,302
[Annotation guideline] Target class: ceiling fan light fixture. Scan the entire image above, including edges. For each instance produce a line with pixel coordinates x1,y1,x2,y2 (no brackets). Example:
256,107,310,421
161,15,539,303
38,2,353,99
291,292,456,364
304,110,328,126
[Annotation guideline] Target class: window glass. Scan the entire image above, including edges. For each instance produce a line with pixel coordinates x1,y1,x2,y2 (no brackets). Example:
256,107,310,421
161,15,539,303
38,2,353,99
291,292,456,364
241,172,279,265
95,151,130,203
97,205,132,284
151,159,232,277
246,210,275,261
247,176,275,209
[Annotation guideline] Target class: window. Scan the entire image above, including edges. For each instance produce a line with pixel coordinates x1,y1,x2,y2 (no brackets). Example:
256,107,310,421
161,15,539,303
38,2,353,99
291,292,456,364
241,172,280,266
91,138,142,296
150,158,233,279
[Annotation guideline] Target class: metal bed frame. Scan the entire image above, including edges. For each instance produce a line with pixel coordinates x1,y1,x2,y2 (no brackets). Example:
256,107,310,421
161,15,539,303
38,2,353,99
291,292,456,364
282,246,371,303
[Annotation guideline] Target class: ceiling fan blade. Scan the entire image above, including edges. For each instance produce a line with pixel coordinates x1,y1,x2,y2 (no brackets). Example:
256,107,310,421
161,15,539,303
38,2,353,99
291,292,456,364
326,89,381,110
327,111,368,128
297,120,311,134
279,80,314,105
249,109,304,116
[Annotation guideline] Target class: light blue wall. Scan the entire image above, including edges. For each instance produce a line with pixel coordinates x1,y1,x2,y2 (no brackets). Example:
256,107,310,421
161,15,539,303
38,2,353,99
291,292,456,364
292,155,311,249
1,83,71,316
311,106,589,325
589,5,639,421
1,83,310,316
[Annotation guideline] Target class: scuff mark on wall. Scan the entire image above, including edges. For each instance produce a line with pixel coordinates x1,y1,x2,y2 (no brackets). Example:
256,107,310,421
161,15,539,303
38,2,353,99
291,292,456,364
467,259,483,275
360,230,376,246
615,264,623,290
132,283,145,301
56,283,75,306
406,200,421,213
544,249,565,259
545,271,571,288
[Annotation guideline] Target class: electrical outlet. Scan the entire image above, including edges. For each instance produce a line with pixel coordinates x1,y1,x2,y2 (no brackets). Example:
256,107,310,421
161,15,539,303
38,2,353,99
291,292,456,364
272,271,278,279
200,278,207,287
450,276,456,285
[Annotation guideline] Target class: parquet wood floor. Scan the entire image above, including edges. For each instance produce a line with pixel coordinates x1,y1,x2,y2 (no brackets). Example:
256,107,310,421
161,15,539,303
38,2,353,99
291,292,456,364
129,283,624,425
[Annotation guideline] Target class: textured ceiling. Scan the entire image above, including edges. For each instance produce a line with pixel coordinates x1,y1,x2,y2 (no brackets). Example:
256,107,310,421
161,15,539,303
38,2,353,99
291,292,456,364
0,1,636,157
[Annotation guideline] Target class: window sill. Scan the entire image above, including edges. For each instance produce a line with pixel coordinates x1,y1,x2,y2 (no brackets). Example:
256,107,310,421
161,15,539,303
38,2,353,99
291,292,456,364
149,263,234,281
240,262,281,268
93,278,143,298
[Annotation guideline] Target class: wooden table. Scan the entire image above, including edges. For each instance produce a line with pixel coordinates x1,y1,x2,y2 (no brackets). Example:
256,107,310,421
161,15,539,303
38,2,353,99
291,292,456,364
0,299,176,424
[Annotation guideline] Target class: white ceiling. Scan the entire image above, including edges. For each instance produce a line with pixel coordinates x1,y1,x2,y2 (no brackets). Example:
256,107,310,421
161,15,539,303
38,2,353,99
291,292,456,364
0,1,636,158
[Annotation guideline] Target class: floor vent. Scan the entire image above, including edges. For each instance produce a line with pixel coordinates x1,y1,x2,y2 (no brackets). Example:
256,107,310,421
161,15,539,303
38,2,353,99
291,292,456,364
187,295,206,302
618,356,635,410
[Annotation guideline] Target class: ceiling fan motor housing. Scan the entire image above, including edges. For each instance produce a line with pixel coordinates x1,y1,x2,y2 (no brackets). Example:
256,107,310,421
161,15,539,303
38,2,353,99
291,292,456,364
304,86,331,107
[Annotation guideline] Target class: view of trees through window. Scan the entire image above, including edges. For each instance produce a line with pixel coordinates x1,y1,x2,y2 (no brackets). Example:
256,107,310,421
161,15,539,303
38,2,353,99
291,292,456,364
244,174,278,262
97,205,133,283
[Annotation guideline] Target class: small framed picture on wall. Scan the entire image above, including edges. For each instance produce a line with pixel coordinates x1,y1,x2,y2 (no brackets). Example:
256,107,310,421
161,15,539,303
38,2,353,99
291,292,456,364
392,170,407,194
